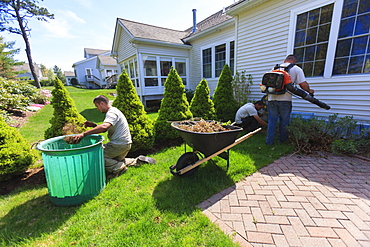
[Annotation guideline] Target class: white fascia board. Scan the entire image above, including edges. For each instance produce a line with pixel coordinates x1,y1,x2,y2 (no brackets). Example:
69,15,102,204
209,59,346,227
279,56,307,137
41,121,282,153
226,0,272,16
112,19,135,54
183,18,235,42
131,38,192,49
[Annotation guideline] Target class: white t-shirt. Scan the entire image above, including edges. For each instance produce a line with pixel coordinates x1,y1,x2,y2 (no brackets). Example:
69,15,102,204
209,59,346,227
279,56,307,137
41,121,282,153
268,63,306,101
235,103,258,124
104,107,132,145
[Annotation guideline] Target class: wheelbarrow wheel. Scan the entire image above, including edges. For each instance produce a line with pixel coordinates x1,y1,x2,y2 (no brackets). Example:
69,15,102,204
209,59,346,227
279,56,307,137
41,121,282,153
174,152,199,176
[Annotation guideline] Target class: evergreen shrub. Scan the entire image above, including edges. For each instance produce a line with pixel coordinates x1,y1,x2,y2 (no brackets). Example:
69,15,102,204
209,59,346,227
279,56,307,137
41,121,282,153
0,116,37,181
112,71,154,152
44,78,86,139
189,79,216,120
213,64,239,122
154,67,192,143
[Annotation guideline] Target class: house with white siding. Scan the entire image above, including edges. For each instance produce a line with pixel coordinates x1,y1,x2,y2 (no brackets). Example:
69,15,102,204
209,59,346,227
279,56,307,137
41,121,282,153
112,0,370,122
72,48,120,88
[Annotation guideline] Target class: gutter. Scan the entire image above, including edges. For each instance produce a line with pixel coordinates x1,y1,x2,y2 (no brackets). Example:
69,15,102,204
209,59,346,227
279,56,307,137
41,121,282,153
226,0,272,16
130,37,192,49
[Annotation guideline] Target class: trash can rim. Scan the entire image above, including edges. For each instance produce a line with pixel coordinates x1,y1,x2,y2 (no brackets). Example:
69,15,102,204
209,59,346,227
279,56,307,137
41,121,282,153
36,134,104,152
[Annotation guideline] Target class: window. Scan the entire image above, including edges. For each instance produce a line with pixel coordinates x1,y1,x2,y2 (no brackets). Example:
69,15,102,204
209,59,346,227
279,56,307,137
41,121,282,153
175,58,187,85
123,58,139,87
215,44,226,77
333,0,370,74
143,56,158,86
292,0,370,77
230,41,235,73
202,41,235,78
294,4,334,76
202,48,212,78
142,55,188,87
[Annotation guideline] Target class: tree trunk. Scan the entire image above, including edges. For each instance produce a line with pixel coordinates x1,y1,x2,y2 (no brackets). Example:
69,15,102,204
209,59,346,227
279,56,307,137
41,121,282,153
14,0,41,88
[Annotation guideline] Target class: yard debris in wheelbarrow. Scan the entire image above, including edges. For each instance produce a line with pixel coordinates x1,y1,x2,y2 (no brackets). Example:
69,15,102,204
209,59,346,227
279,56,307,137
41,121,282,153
170,119,261,176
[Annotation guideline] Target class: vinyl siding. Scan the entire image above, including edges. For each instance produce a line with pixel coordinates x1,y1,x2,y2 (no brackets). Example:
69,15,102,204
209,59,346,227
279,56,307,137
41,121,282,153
137,45,189,57
188,25,235,94
234,0,370,121
117,27,136,63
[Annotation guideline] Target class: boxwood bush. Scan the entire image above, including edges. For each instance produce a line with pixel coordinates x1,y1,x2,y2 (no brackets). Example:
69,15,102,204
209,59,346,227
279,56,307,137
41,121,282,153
44,78,86,139
112,71,154,152
0,116,37,181
213,64,239,122
189,79,216,120
154,67,192,143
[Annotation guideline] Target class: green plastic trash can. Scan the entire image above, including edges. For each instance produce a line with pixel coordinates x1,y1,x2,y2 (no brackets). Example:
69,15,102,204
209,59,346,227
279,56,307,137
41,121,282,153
37,134,105,206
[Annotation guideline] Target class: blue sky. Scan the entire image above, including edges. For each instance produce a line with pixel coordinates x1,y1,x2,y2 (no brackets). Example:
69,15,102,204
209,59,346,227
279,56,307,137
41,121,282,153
2,0,236,72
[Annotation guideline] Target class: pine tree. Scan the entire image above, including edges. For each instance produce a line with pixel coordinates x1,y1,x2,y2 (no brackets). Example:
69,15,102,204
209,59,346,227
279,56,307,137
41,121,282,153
112,70,154,152
190,79,216,120
154,67,192,143
213,64,239,122
44,78,86,139
0,37,23,79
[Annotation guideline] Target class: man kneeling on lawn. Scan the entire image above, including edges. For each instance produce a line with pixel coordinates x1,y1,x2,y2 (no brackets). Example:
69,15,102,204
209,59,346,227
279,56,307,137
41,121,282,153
235,100,268,132
72,95,155,177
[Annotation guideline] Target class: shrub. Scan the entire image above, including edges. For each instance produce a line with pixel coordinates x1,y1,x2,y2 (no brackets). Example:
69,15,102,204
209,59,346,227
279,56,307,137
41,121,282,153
112,71,154,152
0,116,37,181
44,78,87,139
0,77,37,111
213,64,239,122
154,67,192,143
287,114,370,154
189,79,216,120
232,70,253,107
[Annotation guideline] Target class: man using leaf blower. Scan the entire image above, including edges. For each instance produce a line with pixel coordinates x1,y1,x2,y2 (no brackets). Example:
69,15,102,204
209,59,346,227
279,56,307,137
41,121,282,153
260,54,330,145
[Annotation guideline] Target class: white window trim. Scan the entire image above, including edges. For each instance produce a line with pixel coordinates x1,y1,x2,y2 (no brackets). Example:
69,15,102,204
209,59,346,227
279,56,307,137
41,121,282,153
141,54,189,88
201,39,235,79
288,0,369,80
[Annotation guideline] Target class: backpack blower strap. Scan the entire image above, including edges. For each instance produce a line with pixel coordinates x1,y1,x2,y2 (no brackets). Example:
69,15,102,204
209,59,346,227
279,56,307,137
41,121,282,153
260,63,295,95
260,63,331,110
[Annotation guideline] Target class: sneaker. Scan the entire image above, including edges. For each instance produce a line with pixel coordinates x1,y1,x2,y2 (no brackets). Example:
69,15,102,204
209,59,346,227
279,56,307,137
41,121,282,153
137,155,156,164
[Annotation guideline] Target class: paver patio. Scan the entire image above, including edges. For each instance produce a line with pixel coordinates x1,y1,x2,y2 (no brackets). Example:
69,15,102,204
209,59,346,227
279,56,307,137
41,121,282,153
199,152,370,247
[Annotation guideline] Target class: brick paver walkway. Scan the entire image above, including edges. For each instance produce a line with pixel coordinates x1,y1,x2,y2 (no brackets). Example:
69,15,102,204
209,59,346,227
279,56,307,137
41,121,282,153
199,153,370,247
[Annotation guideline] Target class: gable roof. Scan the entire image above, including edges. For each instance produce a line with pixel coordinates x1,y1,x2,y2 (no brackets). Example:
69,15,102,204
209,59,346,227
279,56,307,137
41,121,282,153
64,71,75,77
118,18,187,45
13,63,41,77
84,48,110,57
113,1,247,50
183,9,233,38
97,55,117,66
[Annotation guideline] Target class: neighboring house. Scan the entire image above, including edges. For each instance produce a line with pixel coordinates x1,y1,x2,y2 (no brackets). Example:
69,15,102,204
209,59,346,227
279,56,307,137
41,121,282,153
96,55,119,88
72,48,120,89
64,71,76,85
112,0,370,122
13,63,44,81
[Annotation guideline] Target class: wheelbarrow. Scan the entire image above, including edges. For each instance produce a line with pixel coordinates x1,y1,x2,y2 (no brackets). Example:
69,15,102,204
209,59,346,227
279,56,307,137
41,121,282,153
170,121,261,176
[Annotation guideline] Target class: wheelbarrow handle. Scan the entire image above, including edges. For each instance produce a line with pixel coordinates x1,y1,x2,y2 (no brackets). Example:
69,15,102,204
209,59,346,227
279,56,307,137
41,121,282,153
178,128,262,175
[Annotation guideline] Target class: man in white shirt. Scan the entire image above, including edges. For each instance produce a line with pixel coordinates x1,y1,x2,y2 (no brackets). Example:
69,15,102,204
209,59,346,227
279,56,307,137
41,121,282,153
72,95,155,177
266,54,314,145
235,101,268,132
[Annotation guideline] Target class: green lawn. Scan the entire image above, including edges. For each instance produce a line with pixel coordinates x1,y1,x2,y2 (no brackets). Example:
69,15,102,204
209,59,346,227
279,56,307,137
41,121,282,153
1,86,293,246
